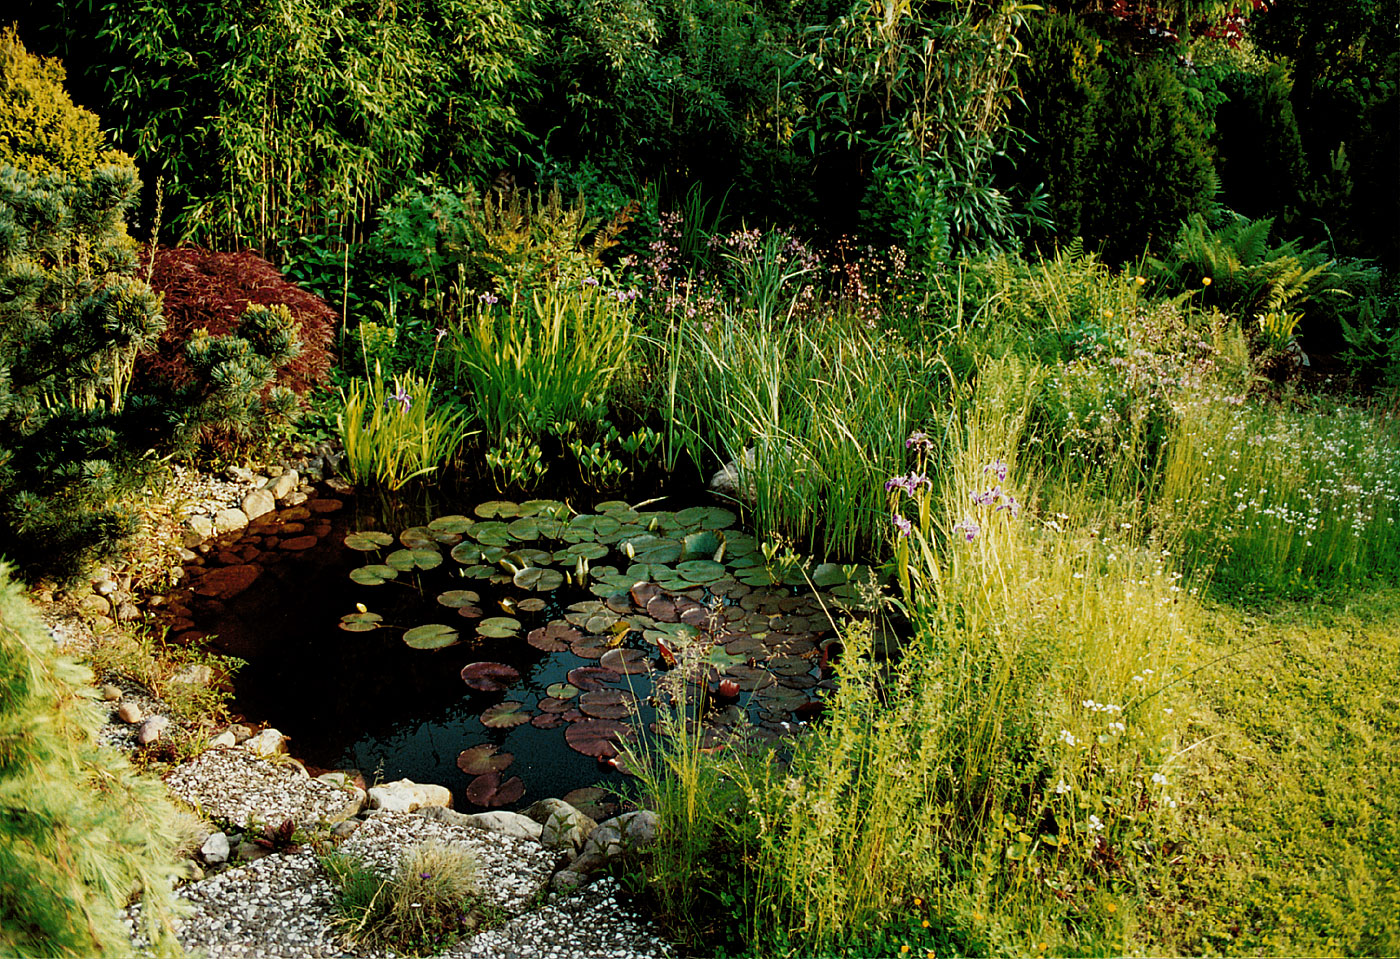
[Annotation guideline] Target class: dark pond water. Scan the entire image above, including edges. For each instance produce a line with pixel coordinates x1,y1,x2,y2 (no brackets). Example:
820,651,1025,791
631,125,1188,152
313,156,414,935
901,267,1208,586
179,486,872,813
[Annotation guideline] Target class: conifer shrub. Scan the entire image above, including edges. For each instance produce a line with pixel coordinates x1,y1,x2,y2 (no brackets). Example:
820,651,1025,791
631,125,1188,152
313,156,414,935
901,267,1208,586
1213,62,1310,224
0,563,182,957
0,25,130,181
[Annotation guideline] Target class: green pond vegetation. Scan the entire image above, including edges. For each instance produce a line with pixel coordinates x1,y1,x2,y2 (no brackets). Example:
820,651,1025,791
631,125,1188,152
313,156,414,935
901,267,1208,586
2,2,1399,957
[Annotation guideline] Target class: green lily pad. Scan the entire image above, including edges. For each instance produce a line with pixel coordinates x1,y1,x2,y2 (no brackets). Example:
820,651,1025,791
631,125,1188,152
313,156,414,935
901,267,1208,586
403,623,459,649
546,682,580,700
477,616,522,639
386,547,443,571
676,505,738,529
338,611,382,632
706,646,750,669
642,621,701,647
428,514,474,534
475,500,520,518
682,530,723,561
519,499,569,518
675,559,726,584
629,538,682,565
480,701,530,728
399,526,440,548
450,542,483,564
350,564,399,585
344,530,394,551
437,589,482,608
469,521,512,547
559,542,609,561
811,563,850,588
513,566,565,592
507,517,542,541
461,564,494,580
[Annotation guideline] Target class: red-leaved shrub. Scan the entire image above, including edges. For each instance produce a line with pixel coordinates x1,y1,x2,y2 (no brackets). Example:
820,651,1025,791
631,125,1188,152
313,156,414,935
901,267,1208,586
138,246,336,394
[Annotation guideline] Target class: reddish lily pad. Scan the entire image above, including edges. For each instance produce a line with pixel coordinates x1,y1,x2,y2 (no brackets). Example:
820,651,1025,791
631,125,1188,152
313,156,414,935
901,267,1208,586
456,744,514,776
460,661,521,691
531,712,565,729
538,696,574,713
517,597,548,613
565,718,635,760
455,605,485,620
568,638,608,660
579,689,638,720
465,771,525,807
567,665,620,691
599,647,648,675
527,622,580,652
480,701,531,728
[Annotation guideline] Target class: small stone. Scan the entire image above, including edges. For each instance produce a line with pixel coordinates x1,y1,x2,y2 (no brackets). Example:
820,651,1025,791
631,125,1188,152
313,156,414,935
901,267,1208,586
92,578,119,597
200,831,230,864
177,547,199,562
186,516,215,540
458,810,543,841
191,564,261,599
283,490,309,506
266,465,285,477
225,466,256,483
207,730,237,749
80,593,111,614
225,723,254,744
169,663,213,686
100,684,122,702
242,728,287,757
212,508,249,534
522,798,597,854
176,859,204,881
116,702,144,724
267,471,299,500
234,841,271,862
324,477,354,495
136,715,170,745
550,869,587,893
331,819,361,839
241,488,276,520
115,601,141,622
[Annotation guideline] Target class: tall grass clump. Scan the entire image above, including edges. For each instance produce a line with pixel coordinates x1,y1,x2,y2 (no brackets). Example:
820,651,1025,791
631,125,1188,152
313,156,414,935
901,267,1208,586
1157,394,1400,597
447,281,637,442
664,304,952,560
639,359,1198,956
338,365,474,490
0,563,183,957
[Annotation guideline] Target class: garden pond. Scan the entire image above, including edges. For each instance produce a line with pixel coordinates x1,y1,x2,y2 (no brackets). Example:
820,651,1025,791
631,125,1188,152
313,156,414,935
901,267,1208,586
174,488,883,812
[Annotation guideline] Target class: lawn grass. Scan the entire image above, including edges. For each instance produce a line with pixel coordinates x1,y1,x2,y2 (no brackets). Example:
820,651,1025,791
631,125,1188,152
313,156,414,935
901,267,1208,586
1154,587,1400,957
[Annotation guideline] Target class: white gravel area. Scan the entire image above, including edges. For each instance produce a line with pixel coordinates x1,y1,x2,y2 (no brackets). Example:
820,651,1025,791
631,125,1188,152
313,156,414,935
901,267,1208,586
166,749,362,829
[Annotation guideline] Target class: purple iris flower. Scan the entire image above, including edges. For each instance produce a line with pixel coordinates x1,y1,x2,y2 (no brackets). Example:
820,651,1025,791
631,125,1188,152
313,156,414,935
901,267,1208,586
387,383,412,413
905,431,934,450
893,513,913,537
952,518,980,542
983,459,1009,482
479,292,499,305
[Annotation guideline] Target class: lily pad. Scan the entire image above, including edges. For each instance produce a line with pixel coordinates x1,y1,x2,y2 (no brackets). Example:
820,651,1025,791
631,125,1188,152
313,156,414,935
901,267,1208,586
437,589,482,608
519,498,569,518
476,616,522,639
399,526,440,548
600,647,648,675
513,566,565,592
344,530,394,551
456,744,513,776
676,505,737,529
565,718,635,760
675,559,725,584
450,542,483,565
350,564,399,586
465,771,525,807
546,681,580,700
386,547,442,571
810,562,849,588
428,514,474,534
338,611,382,632
403,623,459,649
567,665,621,691
480,701,531,728
579,688,638,720
681,530,723,561
460,661,521,691
528,622,581,652
469,521,512,546
475,500,520,519
507,517,542,541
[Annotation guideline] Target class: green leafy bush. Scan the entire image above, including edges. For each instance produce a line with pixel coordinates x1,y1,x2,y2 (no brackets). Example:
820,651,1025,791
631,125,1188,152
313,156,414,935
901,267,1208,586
0,562,182,957
1212,62,1310,224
